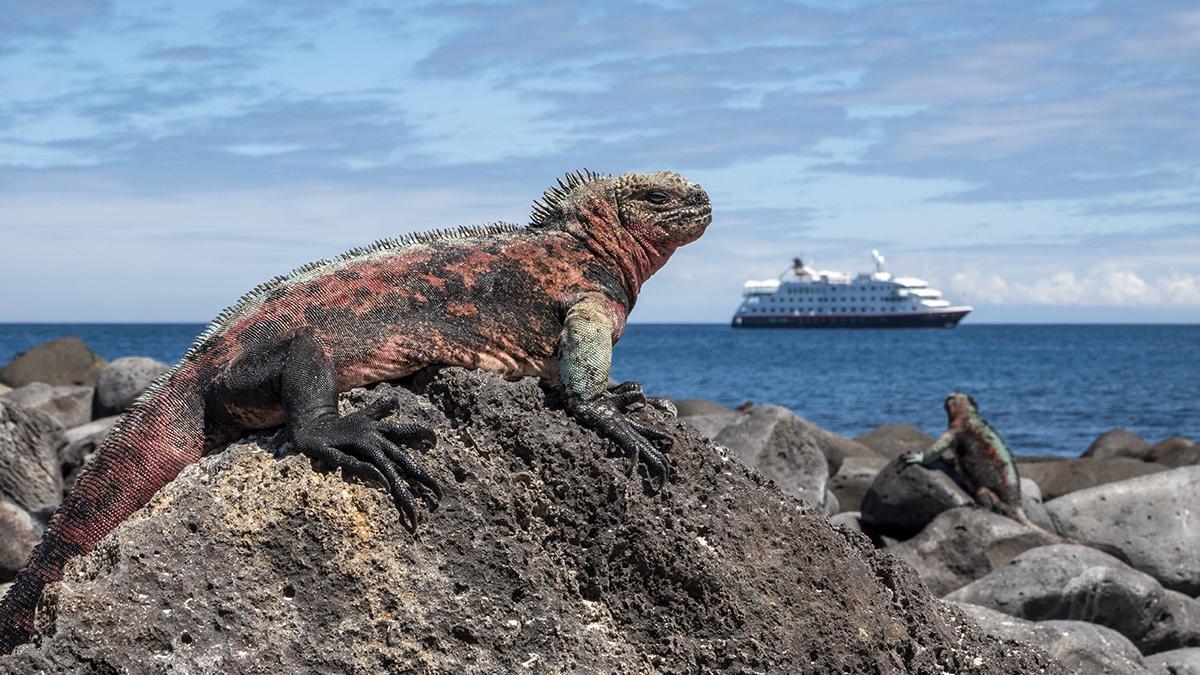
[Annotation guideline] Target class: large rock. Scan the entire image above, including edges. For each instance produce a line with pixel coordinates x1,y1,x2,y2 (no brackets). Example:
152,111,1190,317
57,416,120,493
672,399,734,417
0,399,63,512
704,404,836,513
888,507,1058,596
1,383,93,429
1019,477,1055,531
955,602,1149,675
1017,457,1169,500
93,357,170,417
860,459,973,539
1047,467,1200,594
829,455,886,513
1148,437,1200,468
947,544,1200,654
1145,648,1200,674
854,424,935,459
0,494,42,582
1082,428,1153,460
0,337,106,388
0,368,1063,674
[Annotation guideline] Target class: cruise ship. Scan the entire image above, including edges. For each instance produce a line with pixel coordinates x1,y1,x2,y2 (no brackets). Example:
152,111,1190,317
731,251,971,328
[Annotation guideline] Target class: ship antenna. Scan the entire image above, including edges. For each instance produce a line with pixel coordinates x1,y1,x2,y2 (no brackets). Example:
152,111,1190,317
871,249,886,273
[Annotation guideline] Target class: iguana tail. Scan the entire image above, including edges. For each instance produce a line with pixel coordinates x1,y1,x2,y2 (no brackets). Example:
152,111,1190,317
0,380,212,655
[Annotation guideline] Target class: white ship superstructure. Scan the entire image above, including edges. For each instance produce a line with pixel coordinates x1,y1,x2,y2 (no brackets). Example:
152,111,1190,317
731,251,971,328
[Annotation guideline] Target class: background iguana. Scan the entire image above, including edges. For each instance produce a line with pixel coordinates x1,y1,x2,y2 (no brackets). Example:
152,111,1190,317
0,169,712,654
904,392,1129,561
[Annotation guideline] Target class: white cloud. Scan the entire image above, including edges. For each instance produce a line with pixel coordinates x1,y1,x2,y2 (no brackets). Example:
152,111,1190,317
949,265,1200,306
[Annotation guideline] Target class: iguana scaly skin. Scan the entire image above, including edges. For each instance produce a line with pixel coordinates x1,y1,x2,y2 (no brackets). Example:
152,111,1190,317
0,170,712,654
903,393,1129,562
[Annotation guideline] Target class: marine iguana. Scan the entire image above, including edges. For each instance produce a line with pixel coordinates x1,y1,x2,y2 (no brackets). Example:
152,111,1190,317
904,393,1129,561
0,169,712,654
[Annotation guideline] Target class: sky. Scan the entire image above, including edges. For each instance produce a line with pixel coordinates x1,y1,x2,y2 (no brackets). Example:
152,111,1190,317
0,0,1198,323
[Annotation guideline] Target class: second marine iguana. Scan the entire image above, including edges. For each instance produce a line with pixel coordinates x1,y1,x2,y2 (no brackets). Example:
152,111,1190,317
0,169,712,655
904,393,1129,561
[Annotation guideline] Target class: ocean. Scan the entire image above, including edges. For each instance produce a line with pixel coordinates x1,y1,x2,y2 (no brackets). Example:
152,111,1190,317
1,323,1195,458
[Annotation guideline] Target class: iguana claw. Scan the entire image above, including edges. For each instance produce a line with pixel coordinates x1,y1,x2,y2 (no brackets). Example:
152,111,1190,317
571,380,674,486
292,395,441,532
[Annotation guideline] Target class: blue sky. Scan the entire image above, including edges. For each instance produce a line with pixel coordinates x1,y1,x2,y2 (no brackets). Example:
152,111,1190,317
1,0,1197,323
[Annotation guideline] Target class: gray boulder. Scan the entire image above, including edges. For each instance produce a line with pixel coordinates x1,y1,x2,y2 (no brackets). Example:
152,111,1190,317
1083,428,1153,460
955,602,1149,675
1,493,42,582
1019,478,1055,531
1047,467,1200,594
854,424,935,459
830,455,886,513
1018,457,1169,500
0,399,63,512
673,399,735,417
680,412,740,441
1145,648,1200,674
707,405,836,513
827,511,864,535
889,507,1057,596
0,367,1063,674
2,383,93,429
58,416,120,493
0,337,107,388
1148,437,1200,468
947,544,1200,654
860,459,972,539
94,357,169,417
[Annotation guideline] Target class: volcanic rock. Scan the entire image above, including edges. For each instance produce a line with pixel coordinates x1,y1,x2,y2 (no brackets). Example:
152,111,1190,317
0,399,63,513
1145,648,1200,674
0,367,1062,674
853,424,935,459
0,494,42,582
1148,437,1200,468
888,507,1057,597
1046,467,1200,595
57,416,120,493
1082,428,1153,461
947,544,1200,654
1017,457,1169,500
860,458,972,539
672,399,734,417
0,337,106,388
1,383,93,429
955,602,1149,675
829,455,886,513
94,357,170,417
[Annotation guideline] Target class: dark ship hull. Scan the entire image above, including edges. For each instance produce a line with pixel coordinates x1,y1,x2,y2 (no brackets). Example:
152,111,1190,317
732,310,969,329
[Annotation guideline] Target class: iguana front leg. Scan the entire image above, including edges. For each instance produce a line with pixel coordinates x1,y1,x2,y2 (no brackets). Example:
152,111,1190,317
212,328,441,530
903,431,955,466
560,296,674,481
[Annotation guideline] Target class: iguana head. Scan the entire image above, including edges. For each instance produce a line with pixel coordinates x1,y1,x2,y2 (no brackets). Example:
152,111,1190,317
944,392,979,421
530,170,711,295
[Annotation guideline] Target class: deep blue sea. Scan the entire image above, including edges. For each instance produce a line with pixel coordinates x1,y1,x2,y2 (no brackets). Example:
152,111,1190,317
1,323,1195,458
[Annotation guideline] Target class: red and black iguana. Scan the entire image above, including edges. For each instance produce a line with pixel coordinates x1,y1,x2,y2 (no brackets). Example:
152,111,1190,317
0,170,712,654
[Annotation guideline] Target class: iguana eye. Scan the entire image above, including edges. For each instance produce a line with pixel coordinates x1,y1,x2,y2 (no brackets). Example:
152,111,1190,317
645,190,669,205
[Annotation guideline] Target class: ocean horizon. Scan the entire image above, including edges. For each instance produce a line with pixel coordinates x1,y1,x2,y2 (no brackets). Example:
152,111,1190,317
2,322,1196,459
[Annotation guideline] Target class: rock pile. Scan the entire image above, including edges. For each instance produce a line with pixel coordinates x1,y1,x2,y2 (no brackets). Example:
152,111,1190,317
0,361,1059,673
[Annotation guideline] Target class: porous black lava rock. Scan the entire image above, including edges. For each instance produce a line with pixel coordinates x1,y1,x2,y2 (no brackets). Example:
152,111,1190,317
1,367,1062,674
0,337,106,388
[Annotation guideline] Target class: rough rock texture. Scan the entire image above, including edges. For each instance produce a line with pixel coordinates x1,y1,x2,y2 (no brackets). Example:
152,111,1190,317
672,399,734,417
0,337,107,388
1149,438,1200,469
1017,457,1169,500
0,367,1063,674
0,399,63,512
0,494,42,582
947,545,1200,654
888,507,1057,597
827,511,863,534
854,424,935,460
699,404,836,513
1,383,93,429
1082,428,1153,460
830,455,887,513
860,459,973,540
56,415,120,493
1046,467,1200,595
955,602,1149,675
1145,647,1200,674
94,356,170,417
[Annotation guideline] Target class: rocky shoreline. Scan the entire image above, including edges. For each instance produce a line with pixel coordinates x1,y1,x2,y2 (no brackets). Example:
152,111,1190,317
0,337,1196,673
